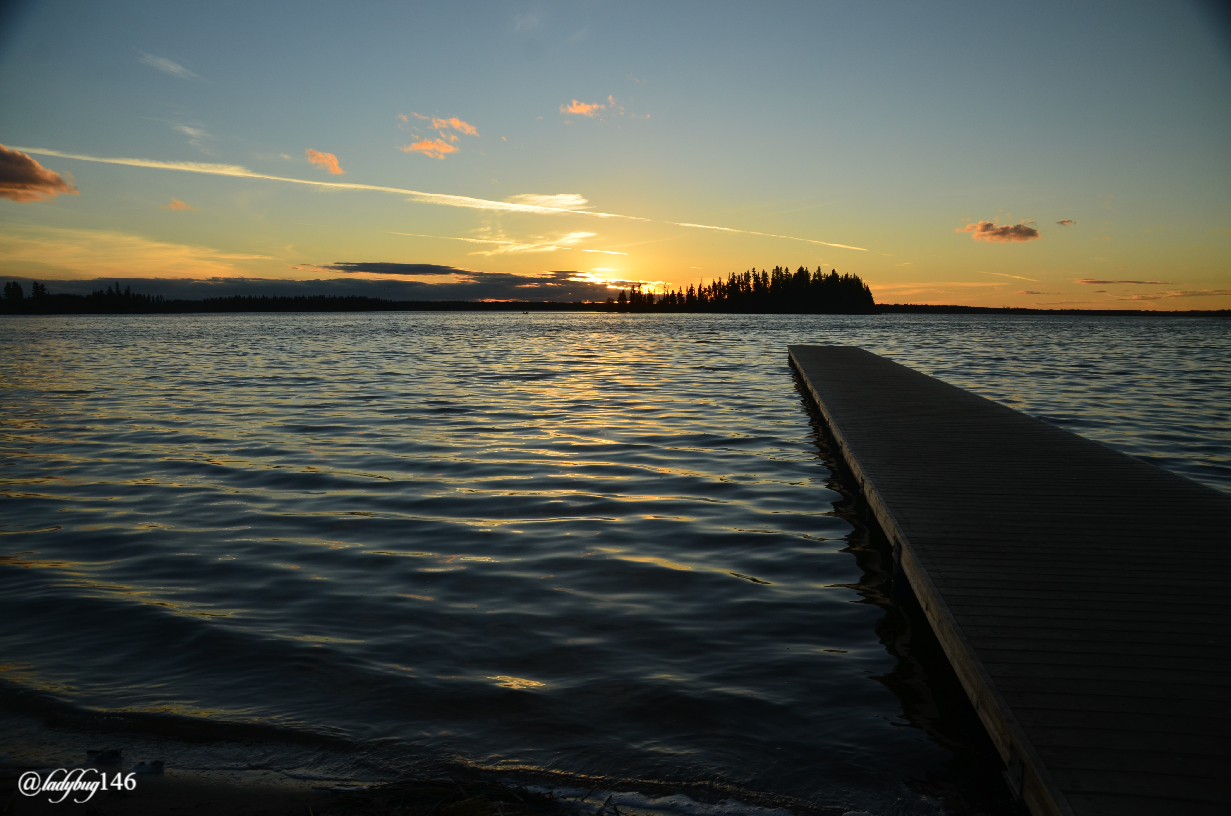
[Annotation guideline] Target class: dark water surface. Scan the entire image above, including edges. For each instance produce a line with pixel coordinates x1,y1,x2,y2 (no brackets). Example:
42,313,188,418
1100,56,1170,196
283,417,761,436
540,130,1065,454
2,313,1228,814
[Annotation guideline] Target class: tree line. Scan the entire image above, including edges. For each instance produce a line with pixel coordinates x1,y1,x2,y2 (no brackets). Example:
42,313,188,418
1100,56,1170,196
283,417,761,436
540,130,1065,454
1,268,877,314
608,266,875,313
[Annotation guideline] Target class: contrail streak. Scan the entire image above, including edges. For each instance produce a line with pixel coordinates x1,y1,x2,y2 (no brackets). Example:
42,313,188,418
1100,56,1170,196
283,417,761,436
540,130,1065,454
391,231,629,256
16,146,865,251
671,222,866,252
15,147,636,219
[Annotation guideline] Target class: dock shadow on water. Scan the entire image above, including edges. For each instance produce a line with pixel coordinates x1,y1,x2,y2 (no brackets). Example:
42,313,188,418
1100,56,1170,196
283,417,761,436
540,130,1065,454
7,311,1219,816
792,371,1015,815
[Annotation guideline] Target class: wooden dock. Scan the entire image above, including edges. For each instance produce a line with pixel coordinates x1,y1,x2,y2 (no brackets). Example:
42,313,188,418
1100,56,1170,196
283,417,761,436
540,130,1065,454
788,345,1231,816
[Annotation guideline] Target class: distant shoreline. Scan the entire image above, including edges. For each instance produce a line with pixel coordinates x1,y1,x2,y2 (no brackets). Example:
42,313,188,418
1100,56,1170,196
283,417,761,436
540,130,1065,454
1,296,1226,318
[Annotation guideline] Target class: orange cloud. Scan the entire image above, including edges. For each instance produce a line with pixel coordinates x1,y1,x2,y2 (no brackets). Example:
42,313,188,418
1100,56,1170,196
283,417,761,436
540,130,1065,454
561,99,605,117
0,144,78,202
1075,278,1172,285
400,139,459,160
959,221,1040,243
431,116,478,136
162,199,197,211
398,114,479,159
304,149,344,175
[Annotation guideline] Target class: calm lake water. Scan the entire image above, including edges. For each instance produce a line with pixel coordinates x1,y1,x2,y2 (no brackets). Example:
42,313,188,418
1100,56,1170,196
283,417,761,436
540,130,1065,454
2,313,1228,815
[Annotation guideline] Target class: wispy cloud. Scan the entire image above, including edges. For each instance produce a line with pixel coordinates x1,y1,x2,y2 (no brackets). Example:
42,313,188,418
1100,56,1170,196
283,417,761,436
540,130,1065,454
392,229,601,256
872,281,1008,291
0,144,78,202
977,271,1037,281
1075,278,1172,285
14,147,866,251
400,138,459,160
322,262,462,276
561,99,605,117
1117,289,1231,301
162,199,196,211
1056,219,1078,226
173,125,212,152
426,116,478,136
1016,290,1057,295
305,149,344,175
671,222,866,251
0,227,269,278
959,221,1041,243
391,230,629,257
506,193,588,209
560,95,645,121
391,231,519,247
398,113,479,159
4,272,658,304
140,52,198,80
14,147,631,217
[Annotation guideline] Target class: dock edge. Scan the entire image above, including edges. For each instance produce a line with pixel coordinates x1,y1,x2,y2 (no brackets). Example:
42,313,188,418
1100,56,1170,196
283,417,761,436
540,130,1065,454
788,345,1076,816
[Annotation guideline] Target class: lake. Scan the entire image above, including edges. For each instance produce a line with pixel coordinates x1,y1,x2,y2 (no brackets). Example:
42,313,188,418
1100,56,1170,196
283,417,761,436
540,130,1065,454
2,312,1227,815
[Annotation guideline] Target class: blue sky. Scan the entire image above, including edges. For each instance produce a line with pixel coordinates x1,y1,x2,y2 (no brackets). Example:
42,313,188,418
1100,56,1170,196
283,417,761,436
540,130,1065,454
1,1,1228,307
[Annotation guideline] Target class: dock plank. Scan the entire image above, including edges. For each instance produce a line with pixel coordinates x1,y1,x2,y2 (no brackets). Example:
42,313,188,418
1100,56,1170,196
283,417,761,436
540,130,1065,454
788,345,1231,816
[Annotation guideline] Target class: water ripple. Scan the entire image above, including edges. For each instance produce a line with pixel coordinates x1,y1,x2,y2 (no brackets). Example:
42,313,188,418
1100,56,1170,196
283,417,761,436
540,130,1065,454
1,312,1226,813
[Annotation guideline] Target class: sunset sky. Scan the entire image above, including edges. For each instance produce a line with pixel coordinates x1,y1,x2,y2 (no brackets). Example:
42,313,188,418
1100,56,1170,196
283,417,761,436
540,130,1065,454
1,1,1229,307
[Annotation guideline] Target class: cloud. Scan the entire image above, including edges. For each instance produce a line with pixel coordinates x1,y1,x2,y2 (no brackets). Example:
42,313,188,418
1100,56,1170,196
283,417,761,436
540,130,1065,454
959,221,1041,243
139,52,198,80
0,227,270,279
12,147,867,252
1056,219,1078,226
392,229,602,256
1075,278,1172,285
506,193,589,209
174,125,211,151
977,271,1038,281
0,269,735,302
559,95,645,121
1117,289,1231,301
561,99,605,117
392,231,629,256
305,149,344,175
400,138,459,160
429,117,478,136
0,144,79,202
162,199,196,211
268,269,639,301
322,262,462,276
671,221,866,251
872,281,1008,291
13,146,634,218
398,114,479,159
1016,290,1057,295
